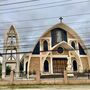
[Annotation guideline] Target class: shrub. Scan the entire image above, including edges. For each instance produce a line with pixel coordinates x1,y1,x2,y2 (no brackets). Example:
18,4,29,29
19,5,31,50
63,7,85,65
0,64,2,77
6,65,11,75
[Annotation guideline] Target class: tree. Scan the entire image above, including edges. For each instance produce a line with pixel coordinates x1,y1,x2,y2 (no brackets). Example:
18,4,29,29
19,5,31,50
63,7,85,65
6,65,11,75
0,63,2,78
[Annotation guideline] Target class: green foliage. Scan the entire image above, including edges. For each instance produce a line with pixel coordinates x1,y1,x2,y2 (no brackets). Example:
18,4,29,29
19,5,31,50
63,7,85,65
6,65,11,75
0,63,2,77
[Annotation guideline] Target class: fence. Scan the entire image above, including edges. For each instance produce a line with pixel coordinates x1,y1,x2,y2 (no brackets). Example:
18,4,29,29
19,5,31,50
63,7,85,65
1,70,90,85
2,71,90,80
67,72,90,79
40,72,64,80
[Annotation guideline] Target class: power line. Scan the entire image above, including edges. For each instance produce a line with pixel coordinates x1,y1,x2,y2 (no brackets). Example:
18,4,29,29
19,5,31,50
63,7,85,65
0,37,89,47
0,29,90,45
0,24,51,31
0,0,68,8
0,38,89,51
0,47,90,55
0,44,89,53
4,24,90,30
0,12,90,24
0,32,89,45
0,22,89,45
0,23,90,35
67,20,90,24
0,0,89,14
0,29,90,42
0,0,38,6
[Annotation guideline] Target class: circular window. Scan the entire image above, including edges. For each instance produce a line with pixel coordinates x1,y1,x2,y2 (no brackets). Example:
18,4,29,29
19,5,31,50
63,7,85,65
57,47,64,53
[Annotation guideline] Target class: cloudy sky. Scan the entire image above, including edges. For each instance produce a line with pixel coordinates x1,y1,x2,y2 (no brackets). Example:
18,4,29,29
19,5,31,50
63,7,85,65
0,0,90,54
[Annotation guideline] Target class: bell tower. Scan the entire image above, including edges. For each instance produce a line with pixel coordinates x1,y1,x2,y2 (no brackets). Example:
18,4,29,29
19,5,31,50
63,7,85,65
2,25,20,79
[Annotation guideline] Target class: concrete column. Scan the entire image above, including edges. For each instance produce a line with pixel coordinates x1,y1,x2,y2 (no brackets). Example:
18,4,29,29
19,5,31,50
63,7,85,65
40,57,43,74
79,58,83,72
76,41,79,55
10,70,14,84
87,55,90,70
15,61,20,78
40,40,43,51
27,54,32,79
24,60,26,73
27,61,30,79
36,70,40,83
64,70,68,84
67,57,72,72
51,58,53,74
15,52,20,78
2,61,5,79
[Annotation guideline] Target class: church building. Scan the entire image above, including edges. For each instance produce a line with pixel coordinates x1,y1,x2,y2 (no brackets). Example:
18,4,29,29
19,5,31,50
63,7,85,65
21,22,90,78
2,21,90,79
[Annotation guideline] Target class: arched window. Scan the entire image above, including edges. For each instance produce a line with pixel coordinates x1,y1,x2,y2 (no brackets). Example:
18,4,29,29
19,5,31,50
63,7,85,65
51,28,67,46
71,41,75,49
73,60,77,71
57,30,62,43
44,60,49,72
43,40,48,51
26,62,28,74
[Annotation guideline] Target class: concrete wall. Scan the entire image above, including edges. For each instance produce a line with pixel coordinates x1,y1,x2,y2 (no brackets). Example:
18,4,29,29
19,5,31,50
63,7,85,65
1,79,90,85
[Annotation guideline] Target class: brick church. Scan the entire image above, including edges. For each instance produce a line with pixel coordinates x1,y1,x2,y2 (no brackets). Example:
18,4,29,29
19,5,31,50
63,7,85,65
2,21,90,79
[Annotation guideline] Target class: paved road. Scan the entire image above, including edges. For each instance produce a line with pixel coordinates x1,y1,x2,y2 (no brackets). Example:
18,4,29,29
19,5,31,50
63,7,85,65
0,85,90,90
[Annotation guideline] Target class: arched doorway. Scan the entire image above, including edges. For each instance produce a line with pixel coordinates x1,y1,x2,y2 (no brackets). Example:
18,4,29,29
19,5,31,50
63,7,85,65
26,62,28,74
73,60,77,71
44,60,49,72
43,40,48,51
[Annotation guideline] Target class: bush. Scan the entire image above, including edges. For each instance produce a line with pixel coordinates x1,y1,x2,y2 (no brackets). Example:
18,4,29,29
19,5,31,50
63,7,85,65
0,64,2,77
6,65,11,75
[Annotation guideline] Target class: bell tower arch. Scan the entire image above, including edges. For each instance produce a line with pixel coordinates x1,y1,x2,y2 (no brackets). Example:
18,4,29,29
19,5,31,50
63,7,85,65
2,25,20,79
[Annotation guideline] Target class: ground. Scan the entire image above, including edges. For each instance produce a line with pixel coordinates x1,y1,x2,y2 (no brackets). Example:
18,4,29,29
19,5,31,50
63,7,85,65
0,85,90,90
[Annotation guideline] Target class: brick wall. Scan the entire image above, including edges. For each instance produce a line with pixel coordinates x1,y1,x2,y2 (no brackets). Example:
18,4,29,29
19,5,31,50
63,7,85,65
29,57,40,73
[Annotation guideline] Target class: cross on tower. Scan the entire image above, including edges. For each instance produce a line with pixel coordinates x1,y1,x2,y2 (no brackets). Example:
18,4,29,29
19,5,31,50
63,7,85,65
59,17,63,23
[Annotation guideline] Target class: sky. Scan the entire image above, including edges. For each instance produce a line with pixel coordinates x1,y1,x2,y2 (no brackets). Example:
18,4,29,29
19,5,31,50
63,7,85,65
0,0,90,54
